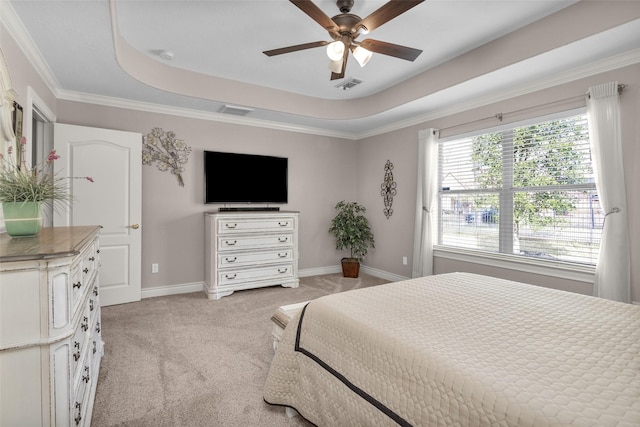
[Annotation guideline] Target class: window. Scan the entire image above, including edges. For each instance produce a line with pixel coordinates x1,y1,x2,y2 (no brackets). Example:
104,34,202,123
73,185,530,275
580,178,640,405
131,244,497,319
438,112,601,265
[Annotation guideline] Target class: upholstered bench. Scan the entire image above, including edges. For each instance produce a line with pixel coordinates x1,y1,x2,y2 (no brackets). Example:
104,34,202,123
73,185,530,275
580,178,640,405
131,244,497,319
271,301,308,350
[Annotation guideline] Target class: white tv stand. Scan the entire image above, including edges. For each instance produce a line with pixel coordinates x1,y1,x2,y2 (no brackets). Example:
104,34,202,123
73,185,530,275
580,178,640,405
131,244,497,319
204,210,299,300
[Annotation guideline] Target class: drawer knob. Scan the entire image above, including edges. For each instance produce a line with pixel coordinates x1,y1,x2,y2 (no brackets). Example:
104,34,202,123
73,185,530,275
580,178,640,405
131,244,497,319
278,222,289,227
278,268,288,274
225,240,237,246
83,267,89,274
278,237,288,243
82,366,90,383
225,223,237,229
225,273,237,280
81,317,89,331
96,322,101,333
93,287,99,296
225,257,237,263
89,256,95,261
90,299,94,311
73,282,82,289
278,253,287,258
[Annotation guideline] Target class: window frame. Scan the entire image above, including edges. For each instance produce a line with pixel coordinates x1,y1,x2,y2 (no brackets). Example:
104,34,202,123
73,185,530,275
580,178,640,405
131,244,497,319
435,108,597,280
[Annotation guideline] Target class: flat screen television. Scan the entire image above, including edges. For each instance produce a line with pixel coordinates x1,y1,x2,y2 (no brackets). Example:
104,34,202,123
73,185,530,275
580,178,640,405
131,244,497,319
204,150,288,204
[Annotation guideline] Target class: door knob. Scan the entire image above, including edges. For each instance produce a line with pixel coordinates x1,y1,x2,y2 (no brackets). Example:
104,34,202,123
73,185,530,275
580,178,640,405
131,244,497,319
131,224,139,229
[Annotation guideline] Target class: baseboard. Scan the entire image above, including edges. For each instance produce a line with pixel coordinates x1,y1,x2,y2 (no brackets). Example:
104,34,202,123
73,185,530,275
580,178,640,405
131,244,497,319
140,267,407,300
299,265,408,283
298,266,341,277
360,265,409,282
142,281,205,299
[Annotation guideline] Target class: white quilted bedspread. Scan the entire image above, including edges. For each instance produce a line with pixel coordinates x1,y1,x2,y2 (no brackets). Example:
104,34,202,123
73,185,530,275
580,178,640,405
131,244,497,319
263,273,640,426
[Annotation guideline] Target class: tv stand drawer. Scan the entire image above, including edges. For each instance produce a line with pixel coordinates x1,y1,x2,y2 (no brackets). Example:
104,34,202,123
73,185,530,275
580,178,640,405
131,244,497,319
218,249,293,268
218,264,294,287
217,216,295,234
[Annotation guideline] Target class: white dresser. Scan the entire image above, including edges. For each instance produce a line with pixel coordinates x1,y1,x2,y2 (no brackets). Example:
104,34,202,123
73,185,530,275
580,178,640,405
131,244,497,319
204,211,299,300
0,226,103,427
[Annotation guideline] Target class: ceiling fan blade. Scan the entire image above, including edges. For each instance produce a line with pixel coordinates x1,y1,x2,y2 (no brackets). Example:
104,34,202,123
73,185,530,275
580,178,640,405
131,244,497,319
330,46,349,80
359,39,422,61
263,41,329,57
290,0,339,35
355,0,424,33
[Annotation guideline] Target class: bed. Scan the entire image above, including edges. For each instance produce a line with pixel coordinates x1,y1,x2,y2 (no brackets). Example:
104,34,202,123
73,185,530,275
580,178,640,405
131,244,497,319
263,272,640,426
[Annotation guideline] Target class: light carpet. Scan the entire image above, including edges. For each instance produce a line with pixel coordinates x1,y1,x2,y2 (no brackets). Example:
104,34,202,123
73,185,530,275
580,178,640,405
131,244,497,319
91,273,388,426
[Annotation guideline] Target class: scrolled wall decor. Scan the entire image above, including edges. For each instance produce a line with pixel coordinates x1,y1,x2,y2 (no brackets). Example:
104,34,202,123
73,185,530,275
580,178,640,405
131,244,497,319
380,159,397,219
142,128,192,187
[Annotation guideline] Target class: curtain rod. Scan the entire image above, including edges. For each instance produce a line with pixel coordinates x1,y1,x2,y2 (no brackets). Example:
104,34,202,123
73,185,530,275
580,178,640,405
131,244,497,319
437,83,626,135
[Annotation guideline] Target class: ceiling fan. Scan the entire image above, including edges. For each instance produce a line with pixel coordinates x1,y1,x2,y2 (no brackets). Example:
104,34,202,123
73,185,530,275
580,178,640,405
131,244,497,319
263,0,425,80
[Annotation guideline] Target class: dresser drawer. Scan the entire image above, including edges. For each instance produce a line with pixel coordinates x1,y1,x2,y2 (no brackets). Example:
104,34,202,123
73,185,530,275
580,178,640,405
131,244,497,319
72,360,92,427
218,249,293,268
217,216,295,234
218,264,294,287
217,234,293,251
71,305,91,380
81,242,98,286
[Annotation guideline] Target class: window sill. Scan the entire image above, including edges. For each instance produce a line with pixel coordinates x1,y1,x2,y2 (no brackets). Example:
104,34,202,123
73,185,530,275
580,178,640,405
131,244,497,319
433,246,595,283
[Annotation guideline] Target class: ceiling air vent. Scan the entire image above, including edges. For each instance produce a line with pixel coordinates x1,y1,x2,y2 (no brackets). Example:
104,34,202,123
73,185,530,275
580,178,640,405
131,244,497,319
218,105,254,116
335,78,362,91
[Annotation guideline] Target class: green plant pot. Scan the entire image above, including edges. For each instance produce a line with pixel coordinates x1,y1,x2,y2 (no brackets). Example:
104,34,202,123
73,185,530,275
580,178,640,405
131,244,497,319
2,201,42,238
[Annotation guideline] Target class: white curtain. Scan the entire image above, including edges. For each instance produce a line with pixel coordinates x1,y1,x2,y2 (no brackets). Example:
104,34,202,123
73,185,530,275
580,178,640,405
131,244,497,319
412,129,439,278
587,82,630,303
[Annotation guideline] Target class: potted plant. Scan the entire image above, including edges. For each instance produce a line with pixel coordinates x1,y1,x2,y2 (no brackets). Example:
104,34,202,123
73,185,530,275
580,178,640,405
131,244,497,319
328,200,375,278
0,137,93,237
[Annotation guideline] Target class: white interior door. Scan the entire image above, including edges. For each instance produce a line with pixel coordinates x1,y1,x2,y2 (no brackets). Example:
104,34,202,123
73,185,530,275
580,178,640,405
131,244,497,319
53,123,142,306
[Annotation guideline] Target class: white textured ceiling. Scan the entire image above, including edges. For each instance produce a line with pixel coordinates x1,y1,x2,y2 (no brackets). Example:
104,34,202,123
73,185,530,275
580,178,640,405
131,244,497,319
4,0,640,138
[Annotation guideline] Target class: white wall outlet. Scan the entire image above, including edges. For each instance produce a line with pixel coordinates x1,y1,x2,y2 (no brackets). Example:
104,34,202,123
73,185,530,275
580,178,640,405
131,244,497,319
402,256,408,266
152,263,159,273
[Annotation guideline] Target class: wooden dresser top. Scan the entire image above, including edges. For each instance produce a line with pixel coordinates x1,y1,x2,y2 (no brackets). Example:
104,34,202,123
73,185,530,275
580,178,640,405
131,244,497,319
0,226,101,262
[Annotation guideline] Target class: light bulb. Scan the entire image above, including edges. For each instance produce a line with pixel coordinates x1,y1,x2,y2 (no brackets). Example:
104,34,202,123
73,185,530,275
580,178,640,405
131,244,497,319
326,41,345,61
328,58,343,73
353,46,372,67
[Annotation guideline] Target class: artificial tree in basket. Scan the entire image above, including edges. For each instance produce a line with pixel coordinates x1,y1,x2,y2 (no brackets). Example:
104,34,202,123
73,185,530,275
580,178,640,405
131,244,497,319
328,200,375,278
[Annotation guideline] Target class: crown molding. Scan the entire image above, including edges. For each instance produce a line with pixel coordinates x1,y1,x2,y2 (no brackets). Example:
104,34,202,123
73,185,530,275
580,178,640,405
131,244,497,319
57,89,358,140
1,1,62,97
355,48,640,139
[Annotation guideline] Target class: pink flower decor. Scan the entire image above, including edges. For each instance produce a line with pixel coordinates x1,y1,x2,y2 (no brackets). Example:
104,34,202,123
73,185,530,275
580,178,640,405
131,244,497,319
0,138,93,207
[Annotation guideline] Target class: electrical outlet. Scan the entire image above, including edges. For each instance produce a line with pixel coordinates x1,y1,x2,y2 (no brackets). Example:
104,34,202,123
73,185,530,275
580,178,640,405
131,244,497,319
152,263,159,273
402,256,408,266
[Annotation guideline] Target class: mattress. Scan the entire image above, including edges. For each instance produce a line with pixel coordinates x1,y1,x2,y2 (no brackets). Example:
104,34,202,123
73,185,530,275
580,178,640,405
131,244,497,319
263,272,640,426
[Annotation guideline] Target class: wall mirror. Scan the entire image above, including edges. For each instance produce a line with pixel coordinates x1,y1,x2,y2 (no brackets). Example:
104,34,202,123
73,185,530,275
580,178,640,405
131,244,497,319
0,49,17,157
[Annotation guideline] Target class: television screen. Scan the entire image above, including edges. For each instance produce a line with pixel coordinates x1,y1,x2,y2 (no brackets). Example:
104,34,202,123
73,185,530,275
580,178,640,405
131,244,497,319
204,151,288,204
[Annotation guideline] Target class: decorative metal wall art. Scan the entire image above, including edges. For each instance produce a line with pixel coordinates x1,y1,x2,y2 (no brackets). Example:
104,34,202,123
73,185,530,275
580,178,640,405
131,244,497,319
142,128,192,187
380,159,397,219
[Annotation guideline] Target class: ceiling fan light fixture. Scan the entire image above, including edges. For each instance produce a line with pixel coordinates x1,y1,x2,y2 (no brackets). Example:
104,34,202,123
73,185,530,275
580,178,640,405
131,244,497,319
352,46,372,67
326,41,345,61
328,58,343,73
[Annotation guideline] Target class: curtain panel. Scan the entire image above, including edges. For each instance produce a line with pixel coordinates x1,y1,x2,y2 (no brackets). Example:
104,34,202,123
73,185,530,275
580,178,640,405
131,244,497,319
587,81,631,303
412,129,439,278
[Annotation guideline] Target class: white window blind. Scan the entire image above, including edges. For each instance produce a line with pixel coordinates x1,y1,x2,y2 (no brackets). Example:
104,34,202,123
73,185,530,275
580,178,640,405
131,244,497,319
438,112,601,265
